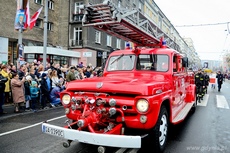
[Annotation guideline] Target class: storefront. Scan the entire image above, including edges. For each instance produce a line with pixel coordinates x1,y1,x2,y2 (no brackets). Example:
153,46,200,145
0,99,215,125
24,46,81,66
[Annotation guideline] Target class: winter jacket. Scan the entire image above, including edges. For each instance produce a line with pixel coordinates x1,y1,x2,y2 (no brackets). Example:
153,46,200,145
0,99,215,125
0,74,8,93
50,86,64,101
30,86,39,98
24,80,31,95
40,77,49,95
0,70,10,92
11,78,25,103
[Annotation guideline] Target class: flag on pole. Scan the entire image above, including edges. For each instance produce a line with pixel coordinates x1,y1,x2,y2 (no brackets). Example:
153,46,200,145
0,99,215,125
30,7,43,29
24,0,30,29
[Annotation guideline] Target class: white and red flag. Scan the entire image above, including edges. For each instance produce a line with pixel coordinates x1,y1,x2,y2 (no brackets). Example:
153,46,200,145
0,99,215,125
24,0,30,29
30,7,43,29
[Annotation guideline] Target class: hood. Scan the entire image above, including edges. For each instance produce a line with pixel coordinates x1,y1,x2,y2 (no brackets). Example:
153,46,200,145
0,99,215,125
66,73,171,96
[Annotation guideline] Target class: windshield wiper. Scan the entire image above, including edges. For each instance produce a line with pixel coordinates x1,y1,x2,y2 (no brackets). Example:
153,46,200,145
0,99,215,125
110,53,124,65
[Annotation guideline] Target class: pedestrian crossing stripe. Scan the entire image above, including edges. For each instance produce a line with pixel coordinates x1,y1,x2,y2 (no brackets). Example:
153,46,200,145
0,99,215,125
197,94,230,109
216,95,230,109
197,94,209,107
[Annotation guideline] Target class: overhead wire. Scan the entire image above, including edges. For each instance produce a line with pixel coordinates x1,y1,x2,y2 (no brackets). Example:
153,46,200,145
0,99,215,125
175,22,230,27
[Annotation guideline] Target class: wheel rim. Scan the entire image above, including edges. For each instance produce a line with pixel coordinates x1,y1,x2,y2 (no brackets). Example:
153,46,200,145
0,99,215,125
159,114,167,146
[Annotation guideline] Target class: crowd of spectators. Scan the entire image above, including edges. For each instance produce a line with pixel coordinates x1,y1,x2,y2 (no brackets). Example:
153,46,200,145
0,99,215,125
0,60,103,114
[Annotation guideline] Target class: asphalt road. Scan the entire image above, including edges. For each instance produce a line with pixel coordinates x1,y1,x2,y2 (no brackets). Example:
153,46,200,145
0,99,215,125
0,80,230,153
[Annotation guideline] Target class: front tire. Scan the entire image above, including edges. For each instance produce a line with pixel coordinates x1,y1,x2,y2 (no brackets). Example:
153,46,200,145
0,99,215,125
149,105,169,153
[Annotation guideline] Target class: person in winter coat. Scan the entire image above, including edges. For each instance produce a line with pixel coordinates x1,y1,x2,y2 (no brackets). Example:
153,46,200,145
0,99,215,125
17,64,26,80
216,71,224,92
66,66,76,82
40,73,50,109
49,79,65,107
11,73,26,113
0,72,8,114
24,75,32,111
30,81,40,112
0,65,11,104
50,70,60,88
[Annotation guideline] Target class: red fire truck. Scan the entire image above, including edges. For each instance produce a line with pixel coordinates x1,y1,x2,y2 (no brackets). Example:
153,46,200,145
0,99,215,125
42,1,196,152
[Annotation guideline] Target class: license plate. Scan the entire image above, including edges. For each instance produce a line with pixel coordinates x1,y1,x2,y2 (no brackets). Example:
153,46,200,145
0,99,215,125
42,125,64,137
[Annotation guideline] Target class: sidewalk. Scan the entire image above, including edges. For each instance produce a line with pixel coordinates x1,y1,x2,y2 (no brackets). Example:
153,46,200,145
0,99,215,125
0,102,62,119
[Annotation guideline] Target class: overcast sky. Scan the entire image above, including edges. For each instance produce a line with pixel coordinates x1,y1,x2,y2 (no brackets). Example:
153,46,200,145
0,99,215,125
154,0,230,61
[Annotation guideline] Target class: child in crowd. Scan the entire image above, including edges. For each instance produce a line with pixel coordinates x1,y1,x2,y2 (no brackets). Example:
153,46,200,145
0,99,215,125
30,81,40,112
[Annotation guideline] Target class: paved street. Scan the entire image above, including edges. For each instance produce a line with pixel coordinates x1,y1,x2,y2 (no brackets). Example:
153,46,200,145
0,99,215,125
0,79,230,153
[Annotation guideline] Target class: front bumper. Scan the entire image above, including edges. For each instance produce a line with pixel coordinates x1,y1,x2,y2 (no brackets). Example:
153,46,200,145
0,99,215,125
42,123,141,148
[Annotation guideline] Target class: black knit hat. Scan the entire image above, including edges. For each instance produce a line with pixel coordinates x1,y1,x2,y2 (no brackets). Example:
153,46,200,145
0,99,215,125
42,73,47,78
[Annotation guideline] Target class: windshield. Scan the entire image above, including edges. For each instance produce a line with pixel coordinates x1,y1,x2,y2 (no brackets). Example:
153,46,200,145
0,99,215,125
136,54,169,72
107,54,135,71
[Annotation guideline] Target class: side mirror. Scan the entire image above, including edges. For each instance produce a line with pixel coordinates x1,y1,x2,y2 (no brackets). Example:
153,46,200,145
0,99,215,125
182,57,188,67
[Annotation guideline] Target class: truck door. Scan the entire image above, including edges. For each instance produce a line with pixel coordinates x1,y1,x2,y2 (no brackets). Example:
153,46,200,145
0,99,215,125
172,55,186,117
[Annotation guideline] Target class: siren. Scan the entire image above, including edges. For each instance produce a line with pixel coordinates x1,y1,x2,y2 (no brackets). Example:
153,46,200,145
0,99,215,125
125,42,130,49
160,37,167,48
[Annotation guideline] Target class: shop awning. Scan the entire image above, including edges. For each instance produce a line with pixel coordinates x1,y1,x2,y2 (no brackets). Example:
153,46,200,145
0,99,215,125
24,46,81,58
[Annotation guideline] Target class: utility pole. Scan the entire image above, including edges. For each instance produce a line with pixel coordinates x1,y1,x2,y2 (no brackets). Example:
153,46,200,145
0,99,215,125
17,0,25,69
43,0,48,68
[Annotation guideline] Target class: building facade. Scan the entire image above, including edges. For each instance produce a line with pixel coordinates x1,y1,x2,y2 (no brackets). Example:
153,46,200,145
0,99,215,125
0,0,200,68
0,0,73,65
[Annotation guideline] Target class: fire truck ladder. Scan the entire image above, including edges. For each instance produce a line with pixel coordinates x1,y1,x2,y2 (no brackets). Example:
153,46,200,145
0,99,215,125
81,0,180,51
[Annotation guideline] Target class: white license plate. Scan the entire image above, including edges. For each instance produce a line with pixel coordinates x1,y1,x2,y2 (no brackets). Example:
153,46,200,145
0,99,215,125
43,125,64,137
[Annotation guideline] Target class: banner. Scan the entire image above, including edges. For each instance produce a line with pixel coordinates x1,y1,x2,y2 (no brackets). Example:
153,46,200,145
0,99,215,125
15,9,26,30
17,44,25,66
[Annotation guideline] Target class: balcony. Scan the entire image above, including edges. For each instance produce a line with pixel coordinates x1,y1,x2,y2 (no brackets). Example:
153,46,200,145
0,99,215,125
72,14,84,23
70,39,83,47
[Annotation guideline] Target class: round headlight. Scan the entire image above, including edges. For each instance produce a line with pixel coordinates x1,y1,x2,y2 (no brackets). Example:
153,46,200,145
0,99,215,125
62,94,71,105
136,99,149,113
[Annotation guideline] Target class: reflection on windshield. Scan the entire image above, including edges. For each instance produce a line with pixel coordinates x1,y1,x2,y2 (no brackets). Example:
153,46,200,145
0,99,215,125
107,55,135,71
136,54,169,72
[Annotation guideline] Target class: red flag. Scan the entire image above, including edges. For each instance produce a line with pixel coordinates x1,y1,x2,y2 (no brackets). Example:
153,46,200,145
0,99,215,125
24,0,30,29
30,7,43,29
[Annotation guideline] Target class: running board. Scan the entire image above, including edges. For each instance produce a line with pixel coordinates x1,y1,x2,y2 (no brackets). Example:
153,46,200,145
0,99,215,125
172,102,194,124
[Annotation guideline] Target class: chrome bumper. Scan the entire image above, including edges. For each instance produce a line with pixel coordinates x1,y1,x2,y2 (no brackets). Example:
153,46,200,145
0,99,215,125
42,123,141,148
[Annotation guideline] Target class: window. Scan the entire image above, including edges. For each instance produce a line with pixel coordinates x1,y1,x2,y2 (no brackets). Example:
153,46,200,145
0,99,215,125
74,2,83,14
107,55,135,71
34,0,43,5
35,18,42,28
48,0,54,10
95,30,101,43
107,35,112,46
116,39,121,49
74,27,82,46
47,22,53,31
